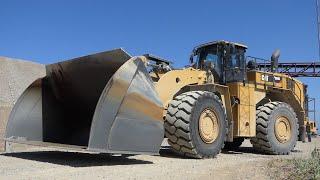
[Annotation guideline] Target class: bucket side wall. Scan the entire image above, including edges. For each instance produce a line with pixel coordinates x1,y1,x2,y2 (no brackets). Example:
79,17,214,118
0,57,45,151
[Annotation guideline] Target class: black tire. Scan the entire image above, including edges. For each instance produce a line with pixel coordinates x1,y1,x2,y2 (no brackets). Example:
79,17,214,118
250,102,298,155
164,91,228,158
223,138,244,150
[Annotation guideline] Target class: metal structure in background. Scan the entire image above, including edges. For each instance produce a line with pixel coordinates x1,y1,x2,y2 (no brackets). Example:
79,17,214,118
305,96,316,121
305,96,318,135
247,56,320,77
256,61,320,77
308,98,316,121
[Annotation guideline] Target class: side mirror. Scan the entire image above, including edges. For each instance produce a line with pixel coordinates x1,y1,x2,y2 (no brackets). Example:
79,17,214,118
203,60,214,69
189,52,194,64
190,56,194,64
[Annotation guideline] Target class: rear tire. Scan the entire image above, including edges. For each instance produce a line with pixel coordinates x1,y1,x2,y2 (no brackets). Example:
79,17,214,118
164,91,228,158
250,102,298,155
224,138,244,150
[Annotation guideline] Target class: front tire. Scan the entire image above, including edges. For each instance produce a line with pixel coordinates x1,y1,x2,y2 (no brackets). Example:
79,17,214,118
164,91,228,158
250,102,298,155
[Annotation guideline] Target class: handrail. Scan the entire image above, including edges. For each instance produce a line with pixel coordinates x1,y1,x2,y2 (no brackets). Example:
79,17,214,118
255,61,320,77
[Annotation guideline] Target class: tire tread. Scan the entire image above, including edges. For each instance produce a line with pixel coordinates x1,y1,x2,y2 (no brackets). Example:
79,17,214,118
164,91,227,158
250,101,298,154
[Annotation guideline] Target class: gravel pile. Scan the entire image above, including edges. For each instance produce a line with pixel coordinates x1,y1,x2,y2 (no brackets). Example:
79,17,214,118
0,57,45,151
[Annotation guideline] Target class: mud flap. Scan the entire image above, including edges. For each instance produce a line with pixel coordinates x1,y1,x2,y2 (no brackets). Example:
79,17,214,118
5,49,164,155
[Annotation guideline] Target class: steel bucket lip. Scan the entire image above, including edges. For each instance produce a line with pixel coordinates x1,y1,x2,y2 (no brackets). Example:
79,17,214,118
44,48,132,105
46,48,132,66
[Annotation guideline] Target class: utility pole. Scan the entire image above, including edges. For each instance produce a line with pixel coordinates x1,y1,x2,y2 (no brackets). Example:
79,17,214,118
316,0,320,132
316,0,320,59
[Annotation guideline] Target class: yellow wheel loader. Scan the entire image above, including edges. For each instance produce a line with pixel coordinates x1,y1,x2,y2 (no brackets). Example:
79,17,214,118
5,40,307,158
304,119,318,136
310,121,318,136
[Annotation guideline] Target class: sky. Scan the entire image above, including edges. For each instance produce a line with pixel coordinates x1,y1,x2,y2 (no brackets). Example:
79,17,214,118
0,0,319,127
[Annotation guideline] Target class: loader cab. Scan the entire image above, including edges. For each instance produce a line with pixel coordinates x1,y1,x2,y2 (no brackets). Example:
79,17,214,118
191,40,247,84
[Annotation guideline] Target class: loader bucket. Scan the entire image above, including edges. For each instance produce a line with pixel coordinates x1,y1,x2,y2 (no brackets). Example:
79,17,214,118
5,49,164,154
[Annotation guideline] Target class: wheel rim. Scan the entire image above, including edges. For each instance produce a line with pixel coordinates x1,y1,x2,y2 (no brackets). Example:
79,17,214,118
274,116,291,143
198,108,219,144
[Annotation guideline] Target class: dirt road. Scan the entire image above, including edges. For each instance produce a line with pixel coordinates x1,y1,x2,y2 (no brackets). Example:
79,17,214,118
0,138,319,180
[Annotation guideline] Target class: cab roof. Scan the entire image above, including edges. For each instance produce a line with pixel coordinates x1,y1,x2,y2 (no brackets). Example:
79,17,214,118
193,40,248,52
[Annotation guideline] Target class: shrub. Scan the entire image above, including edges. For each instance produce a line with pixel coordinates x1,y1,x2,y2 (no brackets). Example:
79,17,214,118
269,148,320,180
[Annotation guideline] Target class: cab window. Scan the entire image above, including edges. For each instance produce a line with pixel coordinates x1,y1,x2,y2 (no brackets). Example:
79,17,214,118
196,45,222,81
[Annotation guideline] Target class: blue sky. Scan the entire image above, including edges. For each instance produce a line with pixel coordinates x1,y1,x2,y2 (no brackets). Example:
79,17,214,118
0,0,319,126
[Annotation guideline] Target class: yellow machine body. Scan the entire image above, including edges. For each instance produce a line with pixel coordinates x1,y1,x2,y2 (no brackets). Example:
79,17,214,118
310,121,318,135
304,118,318,136
154,66,306,140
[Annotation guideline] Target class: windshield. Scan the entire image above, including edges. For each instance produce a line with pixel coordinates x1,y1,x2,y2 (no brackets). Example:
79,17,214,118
197,45,222,77
193,44,247,83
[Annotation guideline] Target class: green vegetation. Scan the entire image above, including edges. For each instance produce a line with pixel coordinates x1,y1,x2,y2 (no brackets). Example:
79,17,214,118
269,148,320,180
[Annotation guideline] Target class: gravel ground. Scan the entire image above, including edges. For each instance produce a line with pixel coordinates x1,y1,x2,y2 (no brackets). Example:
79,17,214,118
0,138,319,180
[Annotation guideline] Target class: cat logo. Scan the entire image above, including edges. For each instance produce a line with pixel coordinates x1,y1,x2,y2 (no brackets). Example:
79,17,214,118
261,74,281,83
